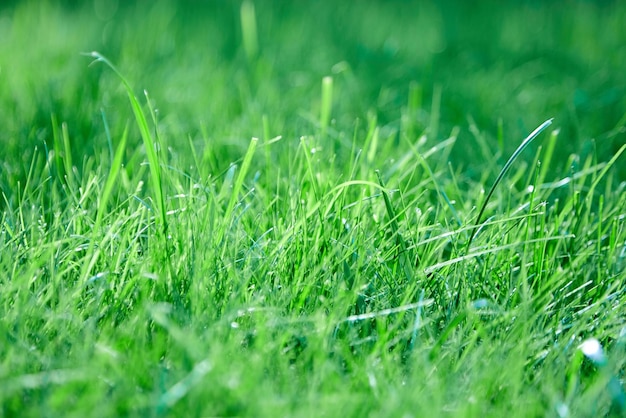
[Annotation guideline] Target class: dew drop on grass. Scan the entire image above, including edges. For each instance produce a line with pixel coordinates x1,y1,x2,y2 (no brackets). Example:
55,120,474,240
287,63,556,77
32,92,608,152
579,338,605,365
472,298,489,309
555,402,569,418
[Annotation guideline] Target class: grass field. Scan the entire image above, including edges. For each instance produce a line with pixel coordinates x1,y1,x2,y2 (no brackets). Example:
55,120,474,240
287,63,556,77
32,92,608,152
1,1,625,416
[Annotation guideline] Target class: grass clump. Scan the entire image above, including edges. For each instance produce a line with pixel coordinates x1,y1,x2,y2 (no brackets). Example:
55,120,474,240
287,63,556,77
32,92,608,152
1,1,625,417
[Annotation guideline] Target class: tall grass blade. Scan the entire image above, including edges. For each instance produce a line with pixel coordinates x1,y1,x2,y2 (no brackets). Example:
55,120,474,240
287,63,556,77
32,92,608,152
101,109,114,163
429,84,441,140
376,170,416,280
585,142,626,211
320,76,333,136
94,124,128,232
240,0,259,61
467,118,553,247
536,128,560,186
406,133,462,228
50,114,64,182
86,51,167,237
61,121,74,188
218,137,258,245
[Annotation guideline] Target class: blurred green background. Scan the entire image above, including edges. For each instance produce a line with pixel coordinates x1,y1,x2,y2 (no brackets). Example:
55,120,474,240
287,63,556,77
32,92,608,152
1,0,625,190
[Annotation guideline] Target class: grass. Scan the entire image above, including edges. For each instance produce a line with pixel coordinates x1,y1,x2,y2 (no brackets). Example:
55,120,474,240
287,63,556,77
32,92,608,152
1,0,625,416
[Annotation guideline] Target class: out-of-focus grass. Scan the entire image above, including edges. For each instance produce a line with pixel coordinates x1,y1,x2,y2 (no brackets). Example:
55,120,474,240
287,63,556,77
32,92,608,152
1,1,624,183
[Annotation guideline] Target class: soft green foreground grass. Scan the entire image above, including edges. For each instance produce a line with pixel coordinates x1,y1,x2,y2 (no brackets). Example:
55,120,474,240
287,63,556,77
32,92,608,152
1,1,625,417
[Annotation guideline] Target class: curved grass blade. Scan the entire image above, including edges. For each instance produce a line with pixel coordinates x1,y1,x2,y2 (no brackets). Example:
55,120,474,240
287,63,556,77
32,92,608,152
217,136,259,247
85,51,167,237
467,118,553,247
94,123,129,232
376,170,416,280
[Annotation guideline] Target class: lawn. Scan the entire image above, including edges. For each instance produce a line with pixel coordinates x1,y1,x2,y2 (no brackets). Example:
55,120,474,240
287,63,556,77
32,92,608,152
1,0,625,416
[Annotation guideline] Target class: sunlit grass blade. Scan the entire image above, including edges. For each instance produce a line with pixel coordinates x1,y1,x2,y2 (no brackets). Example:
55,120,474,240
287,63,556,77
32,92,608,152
366,121,380,165
320,76,333,136
86,51,167,237
429,84,441,140
94,123,128,232
61,121,74,187
218,136,259,245
536,128,560,186
376,170,416,280
49,114,64,183
585,142,626,210
240,0,259,61
467,118,554,247
406,131,462,228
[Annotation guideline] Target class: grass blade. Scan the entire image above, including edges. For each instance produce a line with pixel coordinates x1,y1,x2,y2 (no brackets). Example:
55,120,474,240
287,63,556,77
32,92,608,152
467,118,553,247
240,0,259,61
94,123,128,232
86,51,167,237
218,137,259,245
376,170,416,280
320,76,333,136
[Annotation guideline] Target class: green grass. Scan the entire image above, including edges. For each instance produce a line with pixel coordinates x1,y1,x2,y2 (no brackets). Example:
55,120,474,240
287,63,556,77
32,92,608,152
1,1,625,416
